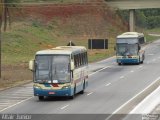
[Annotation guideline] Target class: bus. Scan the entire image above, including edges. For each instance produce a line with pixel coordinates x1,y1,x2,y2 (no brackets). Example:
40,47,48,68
29,46,88,100
115,32,145,65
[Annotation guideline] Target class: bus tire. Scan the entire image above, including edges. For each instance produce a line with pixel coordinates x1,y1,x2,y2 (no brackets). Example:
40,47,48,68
118,63,121,65
70,86,76,99
137,58,140,65
38,96,44,101
140,60,144,64
141,55,145,64
80,81,85,94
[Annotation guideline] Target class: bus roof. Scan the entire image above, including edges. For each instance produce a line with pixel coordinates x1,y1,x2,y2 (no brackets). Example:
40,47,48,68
117,32,144,39
36,46,87,55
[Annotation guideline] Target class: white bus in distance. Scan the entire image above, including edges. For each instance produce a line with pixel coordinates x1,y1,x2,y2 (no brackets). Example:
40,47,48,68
115,32,145,65
29,46,88,100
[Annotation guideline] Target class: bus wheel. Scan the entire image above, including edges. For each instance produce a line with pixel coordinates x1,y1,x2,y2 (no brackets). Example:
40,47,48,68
141,55,145,64
38,96,44,101
80,81,85,94
137,59,140,65
140,60,143,64
118,63,121,65
70,87,76,99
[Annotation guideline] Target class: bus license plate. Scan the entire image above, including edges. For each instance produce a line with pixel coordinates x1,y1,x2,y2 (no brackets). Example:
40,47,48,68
49,92,55,94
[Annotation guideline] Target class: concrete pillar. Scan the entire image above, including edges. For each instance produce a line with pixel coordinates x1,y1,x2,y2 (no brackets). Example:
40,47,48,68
129,9,135,32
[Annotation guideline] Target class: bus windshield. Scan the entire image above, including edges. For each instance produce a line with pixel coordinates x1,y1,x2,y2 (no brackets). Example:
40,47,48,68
117,43,138,56
35,55,70,83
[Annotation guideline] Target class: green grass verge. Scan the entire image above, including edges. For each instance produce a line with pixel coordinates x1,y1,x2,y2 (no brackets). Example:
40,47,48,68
143,28,160,42
1,22,114,65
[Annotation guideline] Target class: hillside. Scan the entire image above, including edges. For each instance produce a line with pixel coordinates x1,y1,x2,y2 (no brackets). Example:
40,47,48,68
1,0,128,89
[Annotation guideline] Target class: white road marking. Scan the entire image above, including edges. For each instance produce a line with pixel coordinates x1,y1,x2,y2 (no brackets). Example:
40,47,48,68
0,96,33,112
105,76,160,120
158,57,160,59
60,104,69,110
0,102,11,105
153,59,156,62
97,56,115,63
146,61,149,64
4,93,33,96
0,105,8,106
89,66,110,76
120,76,124,79
138,66,143,69
87,92,93,96
147,54,154,56
105,83,111,87
0,96,32,99
130,70,134,73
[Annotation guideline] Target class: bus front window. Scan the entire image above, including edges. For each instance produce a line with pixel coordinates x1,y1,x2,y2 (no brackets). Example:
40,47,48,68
35,56,51,83
117,44,138,56
52,56,70,83
35,55,70,83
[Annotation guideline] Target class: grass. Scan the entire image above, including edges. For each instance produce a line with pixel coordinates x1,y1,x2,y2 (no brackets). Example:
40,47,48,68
145,34,160,43
141,28,160,42
2,22,55,64
2,21,116,65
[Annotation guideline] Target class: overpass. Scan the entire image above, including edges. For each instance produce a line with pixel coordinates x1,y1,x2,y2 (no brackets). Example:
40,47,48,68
105,0,160,31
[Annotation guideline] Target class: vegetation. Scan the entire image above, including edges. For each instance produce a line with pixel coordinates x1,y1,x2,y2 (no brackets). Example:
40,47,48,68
117,9,160,29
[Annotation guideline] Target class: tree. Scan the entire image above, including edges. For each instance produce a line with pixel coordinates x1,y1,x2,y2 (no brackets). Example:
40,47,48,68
0,0,19,78
0,0,5,78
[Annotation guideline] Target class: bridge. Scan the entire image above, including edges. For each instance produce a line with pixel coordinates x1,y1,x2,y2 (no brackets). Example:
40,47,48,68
105,0,160,31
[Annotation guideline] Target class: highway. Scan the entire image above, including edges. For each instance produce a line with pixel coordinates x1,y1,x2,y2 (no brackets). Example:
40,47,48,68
0,39,160,119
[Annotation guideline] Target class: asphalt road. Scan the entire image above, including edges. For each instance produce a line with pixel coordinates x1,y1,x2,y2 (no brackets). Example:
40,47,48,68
0,40,160,119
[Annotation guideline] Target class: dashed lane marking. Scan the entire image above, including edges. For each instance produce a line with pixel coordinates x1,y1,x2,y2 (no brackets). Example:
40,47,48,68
105,83,111,87
60,104,69,110
139,65,143,68
147,54,154,56
87,92,93,96
0,97,33,112
120,76,125,79
89,66,110,76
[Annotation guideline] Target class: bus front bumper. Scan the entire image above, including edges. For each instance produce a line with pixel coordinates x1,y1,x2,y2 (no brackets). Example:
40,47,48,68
34,87,73,97
117,58,139,64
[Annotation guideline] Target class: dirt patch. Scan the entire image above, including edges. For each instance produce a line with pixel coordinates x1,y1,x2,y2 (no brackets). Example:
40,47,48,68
0,64,32,90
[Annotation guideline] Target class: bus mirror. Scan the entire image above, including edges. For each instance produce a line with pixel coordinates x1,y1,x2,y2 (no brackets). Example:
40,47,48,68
29,60,34,71
70,61,75,70
114,46,116,51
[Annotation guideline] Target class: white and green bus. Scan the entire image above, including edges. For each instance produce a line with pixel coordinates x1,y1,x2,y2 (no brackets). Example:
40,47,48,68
29,46,88,100
116,32,145,65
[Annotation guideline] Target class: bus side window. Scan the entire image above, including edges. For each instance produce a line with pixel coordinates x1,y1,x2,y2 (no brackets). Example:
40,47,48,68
71,71,74,79
79,54,81,66
74,55,77,68
82,53,85,65
85,52,88,64
80,53,83,66
76,54,80,67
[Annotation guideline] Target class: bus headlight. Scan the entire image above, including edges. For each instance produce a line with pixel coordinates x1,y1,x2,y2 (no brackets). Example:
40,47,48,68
62,85,70,89
34,85,41,89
